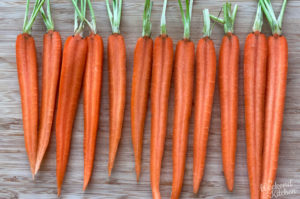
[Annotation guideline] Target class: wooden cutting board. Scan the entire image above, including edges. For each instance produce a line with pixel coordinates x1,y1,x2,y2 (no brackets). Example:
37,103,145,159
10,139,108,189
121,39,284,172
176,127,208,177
0,0,299,198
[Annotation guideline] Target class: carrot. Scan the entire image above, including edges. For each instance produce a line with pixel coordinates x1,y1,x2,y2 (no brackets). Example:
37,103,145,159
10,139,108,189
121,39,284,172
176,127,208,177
210,3,239,191
56,1,87,195
259,1,288,198
150,0,173,198
171,1,194,198
106,0,127,176
16,0,45,177
243,4,267,199
72,0,104,190
131,0,153,182
35,0,62,175
193,9,216,194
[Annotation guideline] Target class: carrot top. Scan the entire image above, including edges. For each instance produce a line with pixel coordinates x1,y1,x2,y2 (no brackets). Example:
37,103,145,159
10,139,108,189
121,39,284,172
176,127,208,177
252,3,263,32
210,2,238,34
202,9,213,38
106,0,123,34
71,0,87,35
178,0,193,40
142,0,153,37
259,0,287,35
160,0,168,35
72,0,97,34
22,0,46,33
39,0,54,31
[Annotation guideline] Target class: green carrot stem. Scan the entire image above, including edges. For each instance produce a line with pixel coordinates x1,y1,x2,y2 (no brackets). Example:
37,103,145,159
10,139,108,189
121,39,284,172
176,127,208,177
23,0,46,33
202,9,212,38
178,0,194,40
106,0,123,34
142,0,153,37
259,0,287,35
210,2,238,34
160,0,168,35
253,3,263,32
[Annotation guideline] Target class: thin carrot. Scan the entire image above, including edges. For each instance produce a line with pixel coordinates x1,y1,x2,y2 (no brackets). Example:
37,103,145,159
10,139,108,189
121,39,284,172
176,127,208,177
106,0,127,176
16,0,45,177
78,0,104,190
131,0,153,182
35,0,62,175
150,0,173,198
210,2,239,191
193,9,216,194
244,3,267,199
171,1,194,198
259,1,288,198
56,1,87,195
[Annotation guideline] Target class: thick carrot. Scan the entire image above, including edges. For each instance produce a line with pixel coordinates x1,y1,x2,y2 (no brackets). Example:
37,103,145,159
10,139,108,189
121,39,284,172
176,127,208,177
210,3,239,191
56,1,87,195
16,0,45,177
193,9,216,194
243,4,267,199
171,1,194,198
81,0,104,190
131,0,153,181
106,0,126,175
259,1,288,198
35,0,62,174
150,0,173,198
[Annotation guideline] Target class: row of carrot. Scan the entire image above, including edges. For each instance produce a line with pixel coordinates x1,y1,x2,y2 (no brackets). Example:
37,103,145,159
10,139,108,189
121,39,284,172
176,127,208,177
15,0,288,199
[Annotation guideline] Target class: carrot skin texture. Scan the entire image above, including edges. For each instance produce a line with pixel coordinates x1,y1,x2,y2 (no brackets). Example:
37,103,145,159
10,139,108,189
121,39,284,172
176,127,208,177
16,33,39,176
193,37,216,194
83,34,104,190
244,31,267,199
35,31,62,174
260,35,288,199
171,40,194,199
56,35,87,195
107,34,126,175
131,36,153,181
150,35,173,199
219,33,239,191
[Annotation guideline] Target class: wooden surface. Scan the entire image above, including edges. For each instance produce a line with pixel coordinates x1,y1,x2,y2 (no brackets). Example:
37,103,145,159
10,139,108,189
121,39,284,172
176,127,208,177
0,0,299,198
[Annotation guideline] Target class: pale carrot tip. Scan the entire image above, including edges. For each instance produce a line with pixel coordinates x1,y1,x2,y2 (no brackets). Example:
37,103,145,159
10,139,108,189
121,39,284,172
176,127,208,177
32,173,35,180
57,188,61,196
135,166,141,182
108,167,112,177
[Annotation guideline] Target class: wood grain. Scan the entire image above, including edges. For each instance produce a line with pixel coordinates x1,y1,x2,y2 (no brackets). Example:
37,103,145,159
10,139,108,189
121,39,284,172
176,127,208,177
0,0,300,198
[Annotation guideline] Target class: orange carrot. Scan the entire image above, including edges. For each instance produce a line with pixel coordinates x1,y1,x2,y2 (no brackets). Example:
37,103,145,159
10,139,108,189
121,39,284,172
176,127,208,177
193,9,216,194
171,1,194,198
16,0,45,177
210,2,239,191
131,0,153,181
150,0,173,198
244,4,267,199
106,0,127,175
81,0,104,190
56,1,87,195
259,1,288,198
35,0,62,174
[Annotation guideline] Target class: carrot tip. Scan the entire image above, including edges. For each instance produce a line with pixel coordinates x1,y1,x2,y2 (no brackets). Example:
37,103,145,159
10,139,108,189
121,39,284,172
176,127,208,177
32,173,35,180
135,166,141,182
108,167,112,177
83,183,87,191
57,188,61,196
